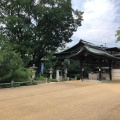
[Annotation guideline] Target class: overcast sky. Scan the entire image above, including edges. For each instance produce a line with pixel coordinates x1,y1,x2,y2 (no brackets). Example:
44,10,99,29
68,0,120,48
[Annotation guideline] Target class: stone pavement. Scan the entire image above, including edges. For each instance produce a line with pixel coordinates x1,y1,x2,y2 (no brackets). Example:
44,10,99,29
0,80,120,120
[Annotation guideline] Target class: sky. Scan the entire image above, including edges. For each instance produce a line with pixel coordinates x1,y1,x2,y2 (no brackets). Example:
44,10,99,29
68,0,120,48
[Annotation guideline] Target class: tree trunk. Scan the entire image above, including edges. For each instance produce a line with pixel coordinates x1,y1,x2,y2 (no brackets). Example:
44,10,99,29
35,56,42,74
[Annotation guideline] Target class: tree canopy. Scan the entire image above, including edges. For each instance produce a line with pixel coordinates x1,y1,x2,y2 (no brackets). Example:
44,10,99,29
116,28,120,41
0,0,83,70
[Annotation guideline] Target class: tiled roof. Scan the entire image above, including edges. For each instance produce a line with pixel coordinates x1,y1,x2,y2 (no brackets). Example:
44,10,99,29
70,45,120,60
54,40,120,60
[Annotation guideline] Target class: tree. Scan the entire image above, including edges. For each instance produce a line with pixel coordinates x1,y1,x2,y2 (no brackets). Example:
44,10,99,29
0,35,32,83
116,28,120,41
42,52,57,77
67,59,80,78
0,0,83,70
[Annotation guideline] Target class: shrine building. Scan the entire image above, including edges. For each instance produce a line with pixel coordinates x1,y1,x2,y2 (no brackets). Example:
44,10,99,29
54,40,120,81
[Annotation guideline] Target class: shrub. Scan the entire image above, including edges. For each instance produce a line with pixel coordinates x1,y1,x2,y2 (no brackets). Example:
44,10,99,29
31,81,38,85
13,83,20,87
36,75,46,81
0,50,23,83
13,67,32,82
48,79,58,82
0,35,32,83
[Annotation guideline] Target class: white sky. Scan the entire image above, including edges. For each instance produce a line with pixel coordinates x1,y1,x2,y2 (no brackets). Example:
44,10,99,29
68,0,120,48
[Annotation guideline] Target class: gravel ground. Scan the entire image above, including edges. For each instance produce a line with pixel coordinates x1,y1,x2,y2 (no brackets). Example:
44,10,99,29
0,80,120,120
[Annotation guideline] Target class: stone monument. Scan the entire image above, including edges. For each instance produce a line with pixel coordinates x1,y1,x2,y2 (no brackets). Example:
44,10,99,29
56,70,62,81
49,67,53,79
64,67,68,79
30,64,37,80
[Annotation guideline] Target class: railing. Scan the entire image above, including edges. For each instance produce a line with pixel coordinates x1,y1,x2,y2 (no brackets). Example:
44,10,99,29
0,80,47,88
0,77,73,88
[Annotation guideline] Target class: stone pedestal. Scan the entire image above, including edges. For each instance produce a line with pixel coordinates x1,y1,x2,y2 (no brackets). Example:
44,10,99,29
56,70,62,81
30,64,37,80
32,70,36,80
49,67,53,79
64,68,67,79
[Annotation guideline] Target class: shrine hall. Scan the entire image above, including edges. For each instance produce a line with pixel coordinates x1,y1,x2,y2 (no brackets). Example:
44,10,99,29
54,40,120,81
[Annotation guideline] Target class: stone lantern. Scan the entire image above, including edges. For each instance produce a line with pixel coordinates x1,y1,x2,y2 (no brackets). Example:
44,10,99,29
30,64,37,80
49,67,53,79
64,67,68,79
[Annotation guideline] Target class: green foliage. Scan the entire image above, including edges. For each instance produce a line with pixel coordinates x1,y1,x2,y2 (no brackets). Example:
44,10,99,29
0,50,22,82
14,67,32,82
0,35,32,83
0,0,83,68
13,83,20,87
116,28,120,41
48,79,58,82
31,81,38,85
43,52,57,77
63,59,70,68
36,75,46,81
67,60,80,78
0,84,11,88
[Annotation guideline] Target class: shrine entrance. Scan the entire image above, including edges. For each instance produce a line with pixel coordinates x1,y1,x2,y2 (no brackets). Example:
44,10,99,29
77,55,112,81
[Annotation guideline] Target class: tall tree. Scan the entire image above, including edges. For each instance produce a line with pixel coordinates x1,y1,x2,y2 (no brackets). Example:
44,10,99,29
0,0,83,70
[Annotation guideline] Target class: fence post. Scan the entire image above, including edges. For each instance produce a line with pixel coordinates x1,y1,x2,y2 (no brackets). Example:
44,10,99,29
31,79,33,84
11,80,14,87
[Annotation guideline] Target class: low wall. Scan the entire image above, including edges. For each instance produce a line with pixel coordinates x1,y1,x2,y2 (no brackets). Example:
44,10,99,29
88,73,109,80
88,69,120,81
88,73,99,80
102,73,109,80
112,69,120,81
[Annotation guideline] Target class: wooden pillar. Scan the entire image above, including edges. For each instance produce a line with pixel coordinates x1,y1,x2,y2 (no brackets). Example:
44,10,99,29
99,62,102,81
80,60,83,81
109,60,112,81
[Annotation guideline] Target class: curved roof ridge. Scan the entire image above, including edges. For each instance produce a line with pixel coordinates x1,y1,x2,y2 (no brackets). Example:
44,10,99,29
70,45,120,60
80,40,106,51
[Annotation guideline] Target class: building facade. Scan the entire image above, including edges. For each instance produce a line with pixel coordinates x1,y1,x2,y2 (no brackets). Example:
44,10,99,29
54,40,120,81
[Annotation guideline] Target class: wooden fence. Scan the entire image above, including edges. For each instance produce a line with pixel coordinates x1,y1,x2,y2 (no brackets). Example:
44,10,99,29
0,79,48,88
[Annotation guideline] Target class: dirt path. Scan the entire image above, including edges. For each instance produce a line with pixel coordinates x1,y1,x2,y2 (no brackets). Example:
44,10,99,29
0,81,120,120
